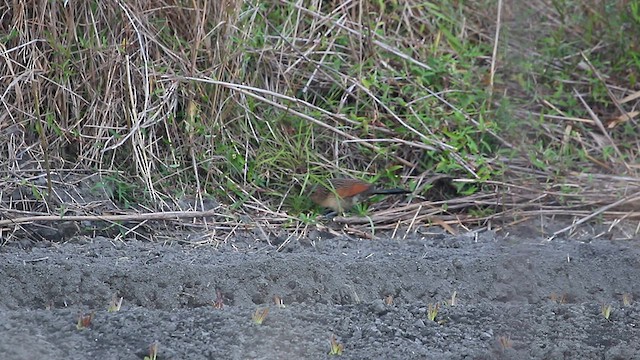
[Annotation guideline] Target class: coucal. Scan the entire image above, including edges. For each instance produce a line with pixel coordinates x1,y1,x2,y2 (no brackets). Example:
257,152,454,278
309,178,411,213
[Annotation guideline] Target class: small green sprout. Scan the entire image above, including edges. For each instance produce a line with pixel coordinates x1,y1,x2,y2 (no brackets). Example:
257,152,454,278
273,295,285,308
497,335,513,350
447,291,458,306
549,292,567,304
601,303,612,320
252,307,269,325
384,295,393,305
107,295,123,312
76,312,94,330
427,303,440,322
144,342,159,360
213,289,224,309
329,334,344,356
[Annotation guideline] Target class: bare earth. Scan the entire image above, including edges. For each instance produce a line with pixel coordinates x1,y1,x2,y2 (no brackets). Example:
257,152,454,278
1,223,639,360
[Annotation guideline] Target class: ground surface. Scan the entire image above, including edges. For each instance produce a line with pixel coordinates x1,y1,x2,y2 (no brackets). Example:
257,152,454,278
1,221,639,360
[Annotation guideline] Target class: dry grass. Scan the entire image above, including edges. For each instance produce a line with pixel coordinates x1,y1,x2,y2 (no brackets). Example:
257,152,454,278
1,0,639,243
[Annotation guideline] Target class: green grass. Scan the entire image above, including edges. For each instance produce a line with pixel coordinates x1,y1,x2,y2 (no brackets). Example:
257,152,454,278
1,0,639,237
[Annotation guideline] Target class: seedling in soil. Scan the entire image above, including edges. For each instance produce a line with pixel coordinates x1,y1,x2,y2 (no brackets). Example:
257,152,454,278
273,295,285,308
497,335,513,350
384,295,393,305
252,307,269,325
144,342,159,360
447,291,458,306
622,293,633,306
427,303,440,322
213,289,224,309
108,295,123,312
549,292,567,304
329,334,344,356
601,303,612,321
76,312,94,330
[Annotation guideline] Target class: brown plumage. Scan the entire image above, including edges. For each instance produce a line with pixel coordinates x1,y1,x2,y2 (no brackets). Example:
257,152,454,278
309,178,411,212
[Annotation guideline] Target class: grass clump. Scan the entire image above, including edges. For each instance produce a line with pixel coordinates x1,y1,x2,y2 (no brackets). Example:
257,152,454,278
1,0,639,241
427,303,440,322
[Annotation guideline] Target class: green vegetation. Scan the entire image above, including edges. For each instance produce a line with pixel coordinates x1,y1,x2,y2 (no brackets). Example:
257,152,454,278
329,334,344,356
76,312,94,330
1,0,639,236
427,303,440,322
251,307,269,325
144,342,159,360
601,303,613,321
497,335,513,351
448,291,458,306
107,295,123,312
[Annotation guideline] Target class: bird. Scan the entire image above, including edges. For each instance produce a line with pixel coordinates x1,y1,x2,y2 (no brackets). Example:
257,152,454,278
309,178,411,213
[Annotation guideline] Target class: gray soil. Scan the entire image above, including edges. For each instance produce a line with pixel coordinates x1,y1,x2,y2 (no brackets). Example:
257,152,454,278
1,222,639,360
